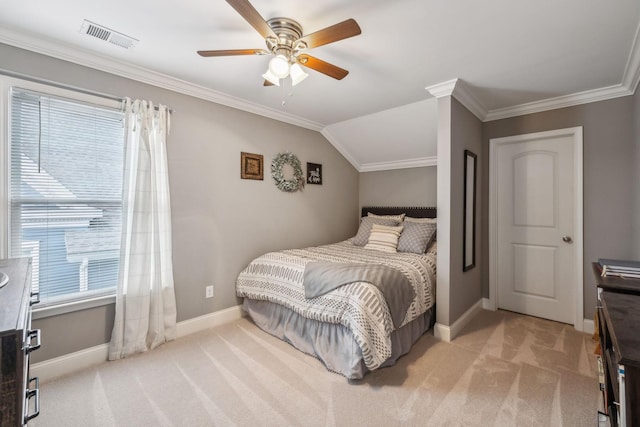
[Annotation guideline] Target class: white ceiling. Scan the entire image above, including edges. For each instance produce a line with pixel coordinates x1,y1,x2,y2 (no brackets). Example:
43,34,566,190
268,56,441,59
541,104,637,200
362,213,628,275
1,0,639,171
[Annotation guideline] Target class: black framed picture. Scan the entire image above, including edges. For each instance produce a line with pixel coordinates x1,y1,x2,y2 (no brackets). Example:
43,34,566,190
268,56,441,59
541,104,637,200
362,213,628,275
463,149,477,271
307,162,322,185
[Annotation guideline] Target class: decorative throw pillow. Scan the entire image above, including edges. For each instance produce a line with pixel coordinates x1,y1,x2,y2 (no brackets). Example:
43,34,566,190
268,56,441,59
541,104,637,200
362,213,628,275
404,216,436,224
397,220,437,254
364,223,404,253
353,217,400,246
367,212,406,222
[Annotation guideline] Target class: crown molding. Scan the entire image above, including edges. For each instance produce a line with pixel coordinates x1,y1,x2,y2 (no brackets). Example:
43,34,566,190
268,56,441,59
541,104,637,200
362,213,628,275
359,157,437,172
321,128,436,172
0,29,324,132
426,21,640,123
426,74,637,123
320,128,361,171
622,20,640,94
425,78,488,121
484,84,633,121
447,79,487,121
425,78,459,98
485,22,640,121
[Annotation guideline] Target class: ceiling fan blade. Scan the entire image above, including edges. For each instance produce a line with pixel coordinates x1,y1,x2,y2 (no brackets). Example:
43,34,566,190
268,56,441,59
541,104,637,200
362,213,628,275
297,19,361,49
197,49,269,57
297,54,349,80
263,80,274,86
225,0,277,39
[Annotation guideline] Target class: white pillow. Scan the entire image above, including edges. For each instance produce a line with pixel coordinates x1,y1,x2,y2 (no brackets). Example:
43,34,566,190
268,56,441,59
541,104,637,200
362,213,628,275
404,216,436,224
364,223,404,253
367,212,406,222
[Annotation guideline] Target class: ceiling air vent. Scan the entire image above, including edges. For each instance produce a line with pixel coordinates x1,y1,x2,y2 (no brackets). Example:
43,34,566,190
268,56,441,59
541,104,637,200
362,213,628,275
80,20,138,49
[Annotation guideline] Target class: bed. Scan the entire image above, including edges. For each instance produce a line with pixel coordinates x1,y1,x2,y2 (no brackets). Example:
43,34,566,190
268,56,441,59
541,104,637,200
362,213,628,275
236,206,437,380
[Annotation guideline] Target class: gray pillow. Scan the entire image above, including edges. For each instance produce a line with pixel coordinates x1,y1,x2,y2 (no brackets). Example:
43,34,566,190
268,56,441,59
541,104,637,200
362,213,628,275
397,220,437,254
352,217,400,246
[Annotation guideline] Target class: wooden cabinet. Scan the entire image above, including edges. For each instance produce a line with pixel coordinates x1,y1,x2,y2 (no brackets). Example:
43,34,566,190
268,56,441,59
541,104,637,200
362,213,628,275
0,258,40,426
594,263,640,427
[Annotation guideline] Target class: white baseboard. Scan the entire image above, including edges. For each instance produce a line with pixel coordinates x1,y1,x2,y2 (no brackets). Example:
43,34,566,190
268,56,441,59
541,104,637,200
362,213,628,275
30,343,110,384
582,318,594,335
480,298,594,335
31,304,244,383
434,299,483,342
175,305,244,338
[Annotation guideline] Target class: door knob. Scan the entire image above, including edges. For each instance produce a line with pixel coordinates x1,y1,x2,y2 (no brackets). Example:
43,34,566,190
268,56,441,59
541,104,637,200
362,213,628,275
562,235,573,243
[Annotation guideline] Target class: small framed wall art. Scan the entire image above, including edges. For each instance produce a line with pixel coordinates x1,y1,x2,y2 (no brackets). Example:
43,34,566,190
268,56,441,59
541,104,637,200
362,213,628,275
240,152,264,180
307,162,322,185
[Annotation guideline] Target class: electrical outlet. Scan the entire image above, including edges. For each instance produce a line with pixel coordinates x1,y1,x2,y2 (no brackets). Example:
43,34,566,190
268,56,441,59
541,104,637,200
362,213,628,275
205,285,214,299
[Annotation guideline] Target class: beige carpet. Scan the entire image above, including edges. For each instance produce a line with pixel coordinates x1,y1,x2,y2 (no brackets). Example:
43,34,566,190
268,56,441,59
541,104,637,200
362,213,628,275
32,309,599,427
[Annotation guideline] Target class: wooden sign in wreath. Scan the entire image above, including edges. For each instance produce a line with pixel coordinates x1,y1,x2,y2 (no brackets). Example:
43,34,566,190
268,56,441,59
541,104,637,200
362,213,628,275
271,152,305,192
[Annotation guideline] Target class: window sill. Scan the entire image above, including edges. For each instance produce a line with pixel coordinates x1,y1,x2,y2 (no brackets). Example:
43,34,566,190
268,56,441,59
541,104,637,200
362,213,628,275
32,293,116,320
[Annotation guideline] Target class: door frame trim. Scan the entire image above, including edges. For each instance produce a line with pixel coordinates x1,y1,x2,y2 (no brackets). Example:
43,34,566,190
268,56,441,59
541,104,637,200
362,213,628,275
488,127,585,331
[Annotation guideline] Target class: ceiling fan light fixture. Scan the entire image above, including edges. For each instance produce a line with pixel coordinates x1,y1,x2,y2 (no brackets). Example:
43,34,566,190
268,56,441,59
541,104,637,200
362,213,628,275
198,1,361,88
290,63,309,86
268,54,290,78
262,69,281,86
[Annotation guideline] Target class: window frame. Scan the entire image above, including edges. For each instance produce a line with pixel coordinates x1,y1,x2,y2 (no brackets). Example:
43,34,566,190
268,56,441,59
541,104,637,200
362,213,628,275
0,75,123,319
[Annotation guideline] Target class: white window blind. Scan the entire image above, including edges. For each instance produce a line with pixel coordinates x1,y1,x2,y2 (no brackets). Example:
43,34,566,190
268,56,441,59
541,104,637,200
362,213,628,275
9,87,125,307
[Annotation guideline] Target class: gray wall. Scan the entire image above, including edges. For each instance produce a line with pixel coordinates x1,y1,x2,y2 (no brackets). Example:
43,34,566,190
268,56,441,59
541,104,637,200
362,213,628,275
482,96,636,320
0,43,360,362
449,98,483,323
359,166,437,209
435,96,483,327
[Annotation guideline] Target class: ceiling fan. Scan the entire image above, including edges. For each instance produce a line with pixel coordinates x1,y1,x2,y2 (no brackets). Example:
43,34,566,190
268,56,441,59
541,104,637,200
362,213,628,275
197,0,361,87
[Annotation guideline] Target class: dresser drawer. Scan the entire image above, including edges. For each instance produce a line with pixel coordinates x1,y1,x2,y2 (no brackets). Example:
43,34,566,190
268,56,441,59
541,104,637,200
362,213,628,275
0,258,38,426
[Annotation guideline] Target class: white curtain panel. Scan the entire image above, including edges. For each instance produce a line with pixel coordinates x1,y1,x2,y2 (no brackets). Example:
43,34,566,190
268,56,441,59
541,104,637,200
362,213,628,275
109,99,177,360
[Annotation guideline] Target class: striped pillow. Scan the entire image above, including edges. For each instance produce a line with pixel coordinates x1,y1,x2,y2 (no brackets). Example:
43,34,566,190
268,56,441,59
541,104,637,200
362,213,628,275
353,217,400,246
364,223,404,253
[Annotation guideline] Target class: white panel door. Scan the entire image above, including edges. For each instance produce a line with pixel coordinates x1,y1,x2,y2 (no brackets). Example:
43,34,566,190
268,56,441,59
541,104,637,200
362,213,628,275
494,131,576,324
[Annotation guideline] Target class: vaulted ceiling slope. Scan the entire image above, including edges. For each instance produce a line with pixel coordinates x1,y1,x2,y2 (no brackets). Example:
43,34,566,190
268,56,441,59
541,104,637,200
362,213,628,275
1,0,639,171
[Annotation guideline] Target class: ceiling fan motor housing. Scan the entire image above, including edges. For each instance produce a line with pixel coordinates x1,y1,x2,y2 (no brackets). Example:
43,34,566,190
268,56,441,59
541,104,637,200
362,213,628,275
266,17,306,57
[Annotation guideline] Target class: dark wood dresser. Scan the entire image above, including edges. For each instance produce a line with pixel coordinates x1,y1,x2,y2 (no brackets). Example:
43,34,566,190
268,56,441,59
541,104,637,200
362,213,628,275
593,263,640,427
0,258,40,426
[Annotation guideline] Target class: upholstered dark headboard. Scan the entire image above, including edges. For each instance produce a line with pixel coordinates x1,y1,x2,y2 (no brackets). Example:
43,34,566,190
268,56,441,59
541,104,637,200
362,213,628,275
361,206,437,218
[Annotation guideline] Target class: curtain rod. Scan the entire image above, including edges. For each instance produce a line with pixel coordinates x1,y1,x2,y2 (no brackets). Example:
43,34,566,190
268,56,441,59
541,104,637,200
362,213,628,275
0,68,175,113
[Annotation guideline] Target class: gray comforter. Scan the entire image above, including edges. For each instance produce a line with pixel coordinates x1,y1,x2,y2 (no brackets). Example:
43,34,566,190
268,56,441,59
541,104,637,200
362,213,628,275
236,240,436,370
303,262,415,328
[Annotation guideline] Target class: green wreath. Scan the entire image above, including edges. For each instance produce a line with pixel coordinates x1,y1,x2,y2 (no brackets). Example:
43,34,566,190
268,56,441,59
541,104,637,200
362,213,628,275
271,152,305,192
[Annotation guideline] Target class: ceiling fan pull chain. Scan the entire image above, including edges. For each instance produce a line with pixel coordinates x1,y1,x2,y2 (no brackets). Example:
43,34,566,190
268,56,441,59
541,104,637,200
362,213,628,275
280,78,296,107
281,79,287,107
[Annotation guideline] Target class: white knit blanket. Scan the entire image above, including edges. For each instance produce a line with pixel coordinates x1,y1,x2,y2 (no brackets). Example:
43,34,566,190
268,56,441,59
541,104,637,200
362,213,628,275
236,240,436,370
